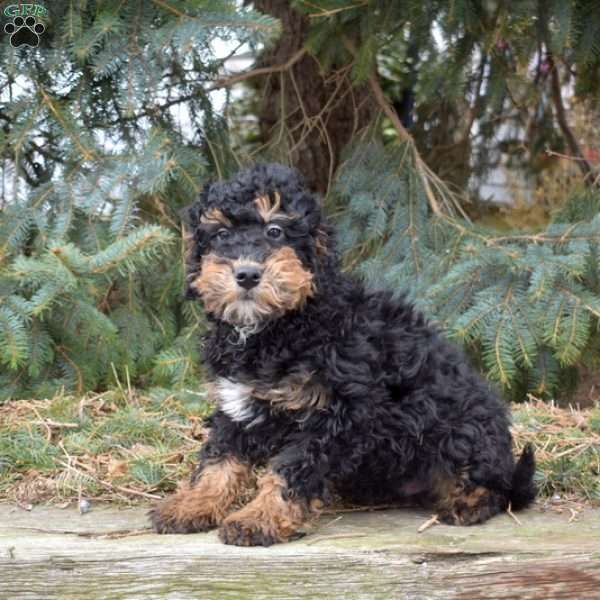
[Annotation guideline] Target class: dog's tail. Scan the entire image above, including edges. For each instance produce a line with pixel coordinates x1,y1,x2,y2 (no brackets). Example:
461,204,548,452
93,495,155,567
509,443,537,510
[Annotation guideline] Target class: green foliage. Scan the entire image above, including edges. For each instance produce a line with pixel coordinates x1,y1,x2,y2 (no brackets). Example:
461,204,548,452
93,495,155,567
3,0,600,405
0,391,206,500
590,408,600,434
0,428,60,473
129,459,167,488
334,142,600,398
538,452,600,501
0,1,277,400
92,407,179,448
297,0,600,190
335,142,430,292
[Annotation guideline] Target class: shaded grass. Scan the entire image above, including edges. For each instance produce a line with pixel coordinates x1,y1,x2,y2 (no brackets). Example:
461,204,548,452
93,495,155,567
0,390,599,507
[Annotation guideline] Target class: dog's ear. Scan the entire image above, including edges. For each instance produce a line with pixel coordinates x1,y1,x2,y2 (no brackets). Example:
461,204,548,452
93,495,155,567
181,183,212,300
182,215,200,300
181,201,201,230
312,219,340,279
180,182,211,231
302,193,333,261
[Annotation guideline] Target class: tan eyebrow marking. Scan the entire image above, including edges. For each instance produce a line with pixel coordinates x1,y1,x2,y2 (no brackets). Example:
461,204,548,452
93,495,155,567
200,208,232,227
254,191,291,222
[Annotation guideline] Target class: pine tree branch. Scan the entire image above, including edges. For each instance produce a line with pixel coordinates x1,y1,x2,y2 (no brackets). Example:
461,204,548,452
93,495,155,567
444,217,600,246
56,346,84,394
367,73,440,215
102,93,203,127
367,72,468,220
536,8,595,185
39,88,96,162
462,52,488,140
28,140,64,165
206,48,307,92
307,2,369,18
548,56,594,182
102,49,308,129
150,0,277,30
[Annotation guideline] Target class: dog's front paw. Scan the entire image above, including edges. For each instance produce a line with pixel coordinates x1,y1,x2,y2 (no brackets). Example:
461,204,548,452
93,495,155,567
150,493,218,534
218,514,281,546
217,472,310,545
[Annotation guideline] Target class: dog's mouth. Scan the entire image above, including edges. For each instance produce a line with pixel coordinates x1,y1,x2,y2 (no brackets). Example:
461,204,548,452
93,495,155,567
191,247,314,328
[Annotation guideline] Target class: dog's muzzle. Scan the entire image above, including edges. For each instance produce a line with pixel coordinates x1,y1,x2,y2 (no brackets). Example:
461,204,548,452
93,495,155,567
192,248,314,327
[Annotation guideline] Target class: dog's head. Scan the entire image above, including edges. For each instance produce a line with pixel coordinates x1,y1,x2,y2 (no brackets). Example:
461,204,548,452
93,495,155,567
184,163,333,329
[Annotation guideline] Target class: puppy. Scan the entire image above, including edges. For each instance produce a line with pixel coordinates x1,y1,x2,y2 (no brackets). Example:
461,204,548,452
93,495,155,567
150,163,536,546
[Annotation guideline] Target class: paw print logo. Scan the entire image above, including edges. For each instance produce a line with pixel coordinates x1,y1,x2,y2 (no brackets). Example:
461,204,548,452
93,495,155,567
4,16,45,48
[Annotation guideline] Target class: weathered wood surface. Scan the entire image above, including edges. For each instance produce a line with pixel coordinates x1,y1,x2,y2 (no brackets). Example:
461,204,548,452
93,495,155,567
1,503,599,599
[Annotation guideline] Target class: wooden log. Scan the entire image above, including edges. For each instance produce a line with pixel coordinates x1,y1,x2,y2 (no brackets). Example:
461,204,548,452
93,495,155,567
1,504,600,599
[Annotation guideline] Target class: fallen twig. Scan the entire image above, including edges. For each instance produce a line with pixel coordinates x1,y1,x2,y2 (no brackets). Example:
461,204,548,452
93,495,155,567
10,526,152,539
320,516,343,530
506,502,522,526
32,419,80,429
29,405,52,442
417,514,440,533
89,527,153,539
568,508,579,523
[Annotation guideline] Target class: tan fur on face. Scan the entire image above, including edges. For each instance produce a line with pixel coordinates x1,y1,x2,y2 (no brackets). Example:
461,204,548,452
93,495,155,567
254,192,279,221
254,192,293,222
200,207,232,227
190,254,240,319
219,472,315,545
252,246,314,316
191,248,314,327
151,457,250,532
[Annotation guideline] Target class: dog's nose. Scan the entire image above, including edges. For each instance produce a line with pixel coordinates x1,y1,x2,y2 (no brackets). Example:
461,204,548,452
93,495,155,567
234,265,262,290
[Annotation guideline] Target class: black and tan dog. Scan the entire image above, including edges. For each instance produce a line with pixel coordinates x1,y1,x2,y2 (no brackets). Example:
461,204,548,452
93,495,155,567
150,163,536,546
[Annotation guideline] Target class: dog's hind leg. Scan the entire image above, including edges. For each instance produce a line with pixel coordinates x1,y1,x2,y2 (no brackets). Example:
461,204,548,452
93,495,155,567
432,475,507,526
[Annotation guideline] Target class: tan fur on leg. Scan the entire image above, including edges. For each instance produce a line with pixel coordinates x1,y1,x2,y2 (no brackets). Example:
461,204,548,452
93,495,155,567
434,475,506,526
218,472,315,546
150,457,250,534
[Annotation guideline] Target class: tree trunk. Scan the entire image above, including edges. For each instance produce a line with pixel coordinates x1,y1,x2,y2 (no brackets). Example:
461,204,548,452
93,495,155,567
252,0,375,194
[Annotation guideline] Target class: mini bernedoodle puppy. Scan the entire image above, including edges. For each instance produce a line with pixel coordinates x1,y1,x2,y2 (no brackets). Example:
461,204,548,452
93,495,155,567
150,163,536,546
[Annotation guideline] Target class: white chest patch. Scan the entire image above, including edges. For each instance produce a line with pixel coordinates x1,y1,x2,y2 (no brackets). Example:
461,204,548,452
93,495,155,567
216,377,254,422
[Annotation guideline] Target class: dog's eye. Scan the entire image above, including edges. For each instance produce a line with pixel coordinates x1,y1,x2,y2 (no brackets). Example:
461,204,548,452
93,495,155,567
266,224,283,239
216,228,231,241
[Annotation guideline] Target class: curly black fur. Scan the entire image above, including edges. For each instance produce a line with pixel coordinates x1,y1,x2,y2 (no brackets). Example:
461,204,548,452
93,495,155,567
151,163,536,545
